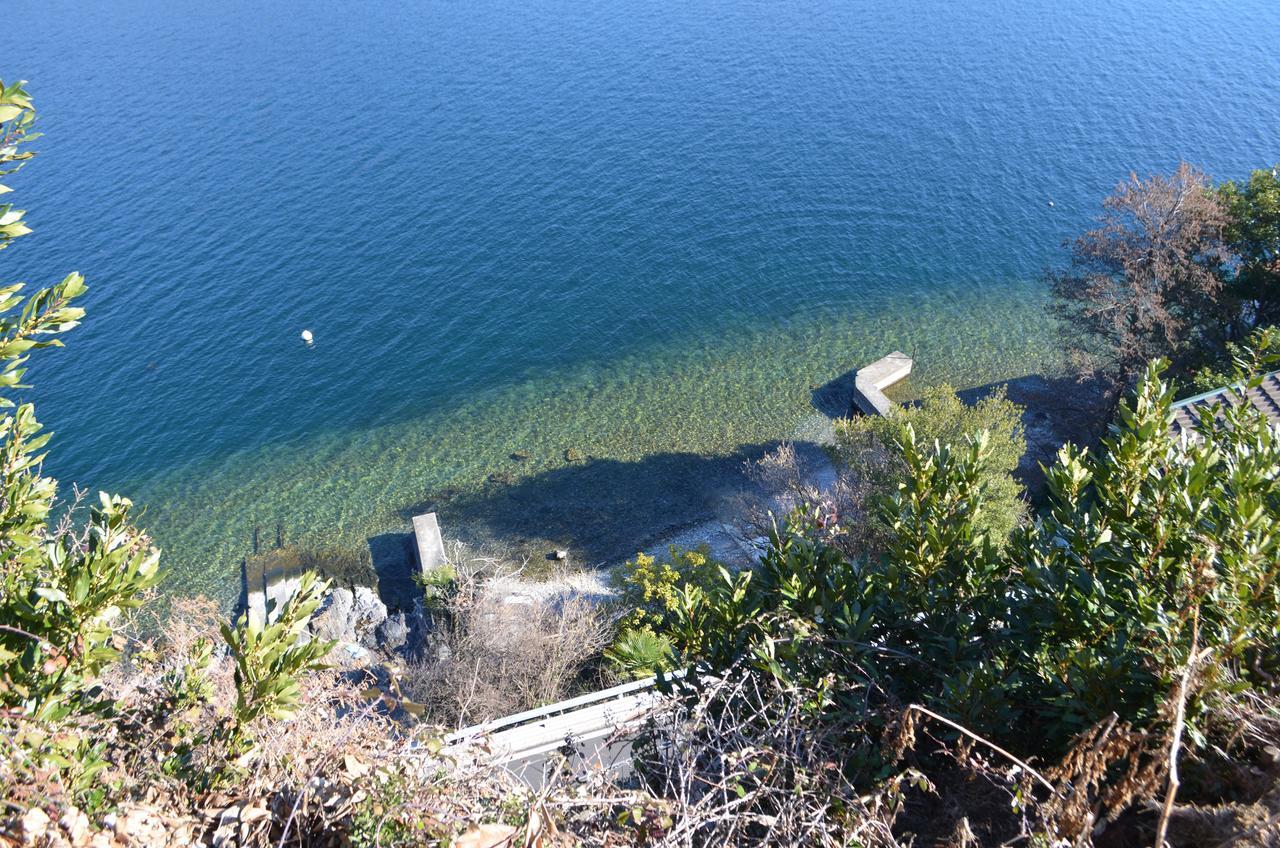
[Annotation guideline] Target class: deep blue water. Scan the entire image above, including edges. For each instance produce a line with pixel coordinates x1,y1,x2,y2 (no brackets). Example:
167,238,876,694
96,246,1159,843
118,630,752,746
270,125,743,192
3,0,1279,597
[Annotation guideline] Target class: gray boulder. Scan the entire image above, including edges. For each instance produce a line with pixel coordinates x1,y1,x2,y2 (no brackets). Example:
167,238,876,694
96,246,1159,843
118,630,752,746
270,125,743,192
352,586,388,647
310,587,355,642
309,585,388,646
377,612,410,651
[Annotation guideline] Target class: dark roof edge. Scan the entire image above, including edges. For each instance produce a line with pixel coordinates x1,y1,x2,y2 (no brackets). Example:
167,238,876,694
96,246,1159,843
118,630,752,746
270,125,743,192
1170,369,1280,410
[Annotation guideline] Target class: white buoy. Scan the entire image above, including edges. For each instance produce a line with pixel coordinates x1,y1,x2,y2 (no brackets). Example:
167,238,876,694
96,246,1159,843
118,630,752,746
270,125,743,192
301,329,314,344
1048,200,1055,207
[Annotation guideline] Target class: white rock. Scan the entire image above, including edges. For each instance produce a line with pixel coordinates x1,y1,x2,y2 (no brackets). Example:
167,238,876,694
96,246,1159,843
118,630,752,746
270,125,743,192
20,807,49,844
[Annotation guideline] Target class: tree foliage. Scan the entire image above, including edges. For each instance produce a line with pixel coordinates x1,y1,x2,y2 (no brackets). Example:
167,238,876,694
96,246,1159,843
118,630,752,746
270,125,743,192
836,383,1026,550
0,81,161,726
0,80,39,251
1189,323,1280,395
219,572,333,755
652,362,1280,794
1012,362,1280,746
0,79,333,808
1050,163,1236,393
1221,165,1280,321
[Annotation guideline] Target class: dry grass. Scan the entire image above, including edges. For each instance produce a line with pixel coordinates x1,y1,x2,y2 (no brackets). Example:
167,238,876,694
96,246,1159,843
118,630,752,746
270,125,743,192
401,563,615,728
741,441,877,557
10,626,1280,847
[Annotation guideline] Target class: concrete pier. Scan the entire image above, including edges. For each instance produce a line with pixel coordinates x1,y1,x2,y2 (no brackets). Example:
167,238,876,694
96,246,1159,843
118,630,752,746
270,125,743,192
852,351,912,416
412,511,446,575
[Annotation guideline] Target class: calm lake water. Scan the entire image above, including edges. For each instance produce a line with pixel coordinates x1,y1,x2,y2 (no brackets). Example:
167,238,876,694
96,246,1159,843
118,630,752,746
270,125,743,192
4,0,1279,600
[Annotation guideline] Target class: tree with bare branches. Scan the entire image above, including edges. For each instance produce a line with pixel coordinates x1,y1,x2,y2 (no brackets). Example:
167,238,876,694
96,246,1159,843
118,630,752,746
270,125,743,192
1050,163,1236,394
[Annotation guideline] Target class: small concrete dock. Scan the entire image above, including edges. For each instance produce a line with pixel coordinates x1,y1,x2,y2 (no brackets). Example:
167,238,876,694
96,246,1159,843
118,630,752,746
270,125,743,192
852,351,912,416
412,511,446,574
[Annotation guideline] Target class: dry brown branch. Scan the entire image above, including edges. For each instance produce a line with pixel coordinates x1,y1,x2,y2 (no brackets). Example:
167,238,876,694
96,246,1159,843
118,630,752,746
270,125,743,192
904,704,1056,795
402,568,612,727
1154,608,1211,848
630,667,903,847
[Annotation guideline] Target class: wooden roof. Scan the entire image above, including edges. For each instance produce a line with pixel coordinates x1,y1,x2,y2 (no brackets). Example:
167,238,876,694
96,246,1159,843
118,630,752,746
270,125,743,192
1170,371,1280,436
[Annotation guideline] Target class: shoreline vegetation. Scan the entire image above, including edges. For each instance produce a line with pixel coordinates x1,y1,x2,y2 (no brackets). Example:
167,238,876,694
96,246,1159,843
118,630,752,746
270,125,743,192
5,75,1280,848
130,286,1061,608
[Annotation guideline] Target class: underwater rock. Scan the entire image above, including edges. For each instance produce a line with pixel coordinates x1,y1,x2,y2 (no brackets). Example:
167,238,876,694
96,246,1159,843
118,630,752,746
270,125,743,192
510,450,531,461
564,448,584,462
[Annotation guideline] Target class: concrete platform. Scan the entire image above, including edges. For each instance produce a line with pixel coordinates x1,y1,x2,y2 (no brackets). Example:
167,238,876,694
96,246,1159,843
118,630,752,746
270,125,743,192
852,351,913,416
412,512,446,575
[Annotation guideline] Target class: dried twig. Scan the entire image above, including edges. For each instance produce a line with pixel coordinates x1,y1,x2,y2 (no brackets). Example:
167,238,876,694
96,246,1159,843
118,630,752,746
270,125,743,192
905,704,1057,795
1154,608,1209,848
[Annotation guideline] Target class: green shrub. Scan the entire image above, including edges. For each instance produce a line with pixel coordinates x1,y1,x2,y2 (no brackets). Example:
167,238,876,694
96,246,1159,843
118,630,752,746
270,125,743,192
604,628,675,679
1010,361,1280,748
660,361,1280,774
1188,324,1280,395
836,383,1026,550
0,80,164,804
611,545,726,633
0,82,341,805
415,561,457,607
219,571,334,757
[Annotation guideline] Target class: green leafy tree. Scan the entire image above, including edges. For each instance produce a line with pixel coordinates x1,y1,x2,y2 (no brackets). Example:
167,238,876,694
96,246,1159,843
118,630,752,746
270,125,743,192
1189,324,1280,395
0,81,161,721
657,361,1280,791
1221,166,1280,321
836,383,1026,550
0,81,39,250
0,80,338,806
1011,361,1280,749
0,80,163,804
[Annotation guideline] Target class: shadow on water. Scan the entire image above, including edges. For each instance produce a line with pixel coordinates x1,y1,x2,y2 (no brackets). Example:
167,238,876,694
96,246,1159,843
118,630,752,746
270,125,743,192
375,374,1106,575
957,372,1108,494
810,368,859,419
397,444,788,566
367,532,418,610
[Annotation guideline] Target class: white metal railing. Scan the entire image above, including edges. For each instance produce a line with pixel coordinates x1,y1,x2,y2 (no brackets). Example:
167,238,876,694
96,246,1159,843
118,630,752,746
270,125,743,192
444,672,684,787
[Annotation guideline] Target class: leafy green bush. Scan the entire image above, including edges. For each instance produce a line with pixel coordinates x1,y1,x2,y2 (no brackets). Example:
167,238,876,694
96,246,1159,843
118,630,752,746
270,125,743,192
0,80,336,807
836,383,1026,550
415,561,457,607
1221,164,1280,321
1010,361,1280,749
0,81,166,803
657,361,1280,789
606,545,730,680
611,545,727,633
219,571,334,757
604,627,675,679
1188,324,1280,395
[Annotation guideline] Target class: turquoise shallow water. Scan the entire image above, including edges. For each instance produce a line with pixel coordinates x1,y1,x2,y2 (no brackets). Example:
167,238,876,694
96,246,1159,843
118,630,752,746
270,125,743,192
3,0,1278,601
